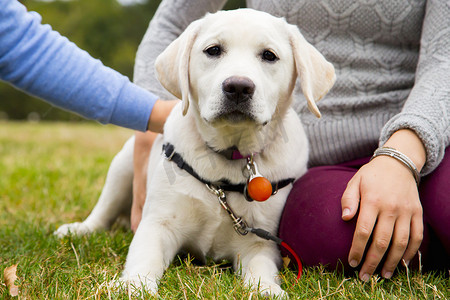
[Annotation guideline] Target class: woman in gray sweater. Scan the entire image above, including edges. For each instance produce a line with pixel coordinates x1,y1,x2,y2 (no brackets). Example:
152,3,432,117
131,0,449,281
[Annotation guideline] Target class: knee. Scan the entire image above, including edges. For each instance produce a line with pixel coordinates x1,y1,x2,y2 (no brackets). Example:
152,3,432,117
279,166,356,271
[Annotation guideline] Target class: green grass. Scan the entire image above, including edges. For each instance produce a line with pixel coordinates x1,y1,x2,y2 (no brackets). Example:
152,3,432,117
0,121,448,299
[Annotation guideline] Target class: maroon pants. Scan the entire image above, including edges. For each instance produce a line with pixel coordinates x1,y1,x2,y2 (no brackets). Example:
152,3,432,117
279,147,450,273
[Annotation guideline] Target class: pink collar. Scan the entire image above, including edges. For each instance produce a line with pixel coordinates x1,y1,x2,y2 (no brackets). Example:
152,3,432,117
230,149,249,160
211,146,253,160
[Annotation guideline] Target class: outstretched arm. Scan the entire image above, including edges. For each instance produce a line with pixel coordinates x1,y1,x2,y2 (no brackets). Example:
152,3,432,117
0,0,158,131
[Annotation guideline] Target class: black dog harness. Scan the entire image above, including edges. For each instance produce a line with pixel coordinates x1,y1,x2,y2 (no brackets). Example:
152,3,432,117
162,143,294,195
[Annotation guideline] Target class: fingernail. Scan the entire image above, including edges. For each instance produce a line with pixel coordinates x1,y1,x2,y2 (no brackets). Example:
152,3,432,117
342,208,351,218
361,273,370,282
349,259,358,268
383,271,392,279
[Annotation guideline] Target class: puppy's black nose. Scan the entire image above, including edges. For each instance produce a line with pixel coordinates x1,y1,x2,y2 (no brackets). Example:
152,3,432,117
222,76,255,104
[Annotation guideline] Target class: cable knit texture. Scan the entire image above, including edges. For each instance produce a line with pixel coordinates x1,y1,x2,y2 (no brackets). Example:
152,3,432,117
134,0,450,174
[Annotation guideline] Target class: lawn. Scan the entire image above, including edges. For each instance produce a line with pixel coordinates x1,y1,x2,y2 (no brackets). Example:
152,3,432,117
0,121,448,299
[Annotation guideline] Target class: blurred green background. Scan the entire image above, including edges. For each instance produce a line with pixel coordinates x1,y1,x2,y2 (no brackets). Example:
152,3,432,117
0,0,246,122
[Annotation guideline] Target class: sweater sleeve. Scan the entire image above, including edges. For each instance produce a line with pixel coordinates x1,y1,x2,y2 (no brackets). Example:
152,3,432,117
379,0,450,175
0,0,157,131
133,0,227,98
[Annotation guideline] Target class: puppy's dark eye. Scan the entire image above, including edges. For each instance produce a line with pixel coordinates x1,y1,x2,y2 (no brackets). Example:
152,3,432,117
262,50,278,62
204,45,222,57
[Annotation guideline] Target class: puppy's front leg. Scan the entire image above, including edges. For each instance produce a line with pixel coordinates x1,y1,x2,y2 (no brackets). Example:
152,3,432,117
238,243,287,298
119,217,182,294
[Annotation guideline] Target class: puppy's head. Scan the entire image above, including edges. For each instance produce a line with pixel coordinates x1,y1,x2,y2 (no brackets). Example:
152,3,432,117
155,9,335,127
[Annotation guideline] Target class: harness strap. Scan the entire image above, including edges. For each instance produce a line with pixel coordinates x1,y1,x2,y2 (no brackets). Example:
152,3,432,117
163,143,294,194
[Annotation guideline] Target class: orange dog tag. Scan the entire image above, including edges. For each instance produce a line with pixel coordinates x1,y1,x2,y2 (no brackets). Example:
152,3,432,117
244,154,272,202
247,176,272,201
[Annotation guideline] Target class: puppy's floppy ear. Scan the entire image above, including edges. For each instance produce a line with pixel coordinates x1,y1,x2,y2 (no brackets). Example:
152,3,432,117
288,24,336,118
155,20,201,115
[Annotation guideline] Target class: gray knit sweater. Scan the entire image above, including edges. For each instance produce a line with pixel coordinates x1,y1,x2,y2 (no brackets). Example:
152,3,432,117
134,0,450,175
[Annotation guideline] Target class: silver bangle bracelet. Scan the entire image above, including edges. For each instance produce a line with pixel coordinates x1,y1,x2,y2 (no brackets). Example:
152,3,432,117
371,147,421,185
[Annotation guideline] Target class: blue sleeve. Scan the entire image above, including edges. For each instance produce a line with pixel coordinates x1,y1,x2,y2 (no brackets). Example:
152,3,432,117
0,0,157,131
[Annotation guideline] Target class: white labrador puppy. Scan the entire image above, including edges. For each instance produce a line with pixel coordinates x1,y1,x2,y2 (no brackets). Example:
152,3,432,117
55,8,335,297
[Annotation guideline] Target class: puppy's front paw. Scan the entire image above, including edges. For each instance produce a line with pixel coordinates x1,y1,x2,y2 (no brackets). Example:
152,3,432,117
258,283,288,299
112,276,158,296
54,222,93,238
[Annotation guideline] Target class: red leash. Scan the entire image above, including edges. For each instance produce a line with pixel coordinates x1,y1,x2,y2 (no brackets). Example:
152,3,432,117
247,228,303,281
280,241,303,281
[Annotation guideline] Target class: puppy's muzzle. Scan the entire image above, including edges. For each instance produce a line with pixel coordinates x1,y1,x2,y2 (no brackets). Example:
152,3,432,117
222,76,255,104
